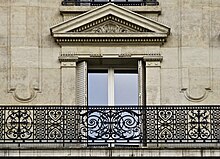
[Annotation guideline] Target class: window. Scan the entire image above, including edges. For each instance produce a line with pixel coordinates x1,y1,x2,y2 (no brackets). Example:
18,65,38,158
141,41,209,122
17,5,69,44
88,70,108,105
88,69,138,106
76,59,145,106
76,59,145,146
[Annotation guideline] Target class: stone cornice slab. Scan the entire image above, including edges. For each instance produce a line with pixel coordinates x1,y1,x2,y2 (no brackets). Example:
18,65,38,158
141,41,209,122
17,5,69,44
143,53,163,62
60,5,162,15
58,54,78,62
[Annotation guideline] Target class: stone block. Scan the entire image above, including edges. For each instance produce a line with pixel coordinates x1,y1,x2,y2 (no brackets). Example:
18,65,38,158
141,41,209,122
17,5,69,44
29,0,40,7
76,46,100,54
0,25,8,38
10,0,29,6
213,47,220,68
0,0,8,6
26,25,39,46
11,47,39,67
11,25,26,38
0,6,8,25
100,46,122,55
10,37,26,47
181,47,210,68
161,68,189,104
181,5,210,47
161,48,178,69
211,7,220,48
11,6,26,25
31,68,60,104
121,46,145,55
27,7,39,25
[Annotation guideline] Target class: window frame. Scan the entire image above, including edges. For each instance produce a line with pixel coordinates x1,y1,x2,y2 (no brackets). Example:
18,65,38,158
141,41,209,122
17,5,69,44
76,59,145,106
88,68,139,106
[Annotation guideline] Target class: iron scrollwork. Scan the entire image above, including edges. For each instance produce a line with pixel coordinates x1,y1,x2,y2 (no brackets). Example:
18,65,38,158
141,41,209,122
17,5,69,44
188,109,211,140
158,110,173,140
6,109,33,140
79,107,142,144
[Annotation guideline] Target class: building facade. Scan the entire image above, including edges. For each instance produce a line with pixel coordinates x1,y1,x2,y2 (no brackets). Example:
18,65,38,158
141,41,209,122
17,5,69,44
0,0,220,158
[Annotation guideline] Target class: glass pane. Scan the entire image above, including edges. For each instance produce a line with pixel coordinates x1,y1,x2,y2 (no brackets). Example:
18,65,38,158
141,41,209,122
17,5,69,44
114,71,138,106
88,71,108,106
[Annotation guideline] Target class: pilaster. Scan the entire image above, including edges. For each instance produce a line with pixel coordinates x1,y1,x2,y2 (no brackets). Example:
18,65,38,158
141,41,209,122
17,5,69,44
59,54,78,105
143,54,163,105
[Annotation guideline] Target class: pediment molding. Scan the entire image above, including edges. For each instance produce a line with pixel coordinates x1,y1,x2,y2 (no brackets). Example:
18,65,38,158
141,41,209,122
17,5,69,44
69,15,150,33
50,3,170,45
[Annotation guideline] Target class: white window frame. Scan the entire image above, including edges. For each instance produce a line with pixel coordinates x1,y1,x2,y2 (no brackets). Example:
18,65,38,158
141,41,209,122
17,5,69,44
88,68,138,106
76,60,145,106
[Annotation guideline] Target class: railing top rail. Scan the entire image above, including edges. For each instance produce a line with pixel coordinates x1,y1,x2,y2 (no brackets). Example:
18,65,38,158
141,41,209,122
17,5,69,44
61,0,159,6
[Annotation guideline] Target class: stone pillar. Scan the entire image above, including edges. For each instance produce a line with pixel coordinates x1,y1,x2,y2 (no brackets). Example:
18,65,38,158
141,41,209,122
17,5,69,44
144,54,163,105
59,55,78,105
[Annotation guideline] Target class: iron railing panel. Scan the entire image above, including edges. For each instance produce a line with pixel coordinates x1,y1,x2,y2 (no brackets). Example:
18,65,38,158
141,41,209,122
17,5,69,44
0,106,220,145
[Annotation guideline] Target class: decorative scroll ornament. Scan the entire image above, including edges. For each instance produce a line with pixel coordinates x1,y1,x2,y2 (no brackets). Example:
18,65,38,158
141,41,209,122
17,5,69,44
79,108,142,142
89,23,131,33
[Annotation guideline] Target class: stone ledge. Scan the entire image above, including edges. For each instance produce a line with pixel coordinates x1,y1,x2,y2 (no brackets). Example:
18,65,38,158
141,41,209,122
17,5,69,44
1,147,220,157
60,5,162,15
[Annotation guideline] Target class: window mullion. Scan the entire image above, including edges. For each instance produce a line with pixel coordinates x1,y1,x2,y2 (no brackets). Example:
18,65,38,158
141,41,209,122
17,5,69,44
108,68,114,106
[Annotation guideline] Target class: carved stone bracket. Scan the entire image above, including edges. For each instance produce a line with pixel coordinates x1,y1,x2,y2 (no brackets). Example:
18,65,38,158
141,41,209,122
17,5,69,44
143,53,163,67
59,54,78,68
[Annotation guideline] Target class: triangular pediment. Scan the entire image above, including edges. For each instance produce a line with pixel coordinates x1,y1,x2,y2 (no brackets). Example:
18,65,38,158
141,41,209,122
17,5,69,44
50,3,170,45
67,15,152,33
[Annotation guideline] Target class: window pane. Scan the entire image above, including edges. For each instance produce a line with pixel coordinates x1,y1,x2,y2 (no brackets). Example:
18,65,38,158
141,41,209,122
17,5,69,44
88,71,108,106
114,72,138,105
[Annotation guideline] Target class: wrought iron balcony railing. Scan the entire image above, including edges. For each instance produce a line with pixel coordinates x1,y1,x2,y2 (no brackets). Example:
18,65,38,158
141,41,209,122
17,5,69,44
0,106,220,146
61,0,159,6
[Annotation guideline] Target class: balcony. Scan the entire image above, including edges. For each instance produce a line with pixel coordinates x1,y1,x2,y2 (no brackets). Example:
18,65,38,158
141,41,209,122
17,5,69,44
61,0,159,6
0,105,220,146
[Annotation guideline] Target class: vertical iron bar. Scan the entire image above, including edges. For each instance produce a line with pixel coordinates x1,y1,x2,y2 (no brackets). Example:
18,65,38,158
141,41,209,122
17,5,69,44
143,106,146,146
63,106,65,147
33,106,34,143
156,106,158,145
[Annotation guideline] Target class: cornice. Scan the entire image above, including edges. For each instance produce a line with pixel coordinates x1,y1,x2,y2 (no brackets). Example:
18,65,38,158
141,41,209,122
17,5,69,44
55,37,166,45
53,33,167,45
59,5,162,15
58,54,78,62
143,53,163,62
